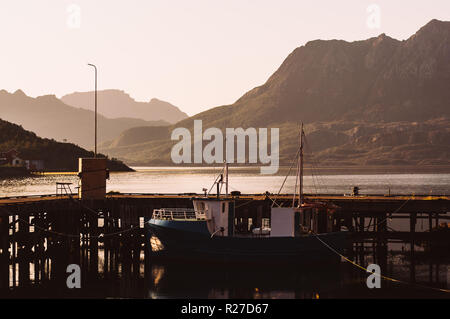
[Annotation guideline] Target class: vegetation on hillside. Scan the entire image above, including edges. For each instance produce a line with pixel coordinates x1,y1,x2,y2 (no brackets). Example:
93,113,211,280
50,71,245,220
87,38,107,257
0,118,133,172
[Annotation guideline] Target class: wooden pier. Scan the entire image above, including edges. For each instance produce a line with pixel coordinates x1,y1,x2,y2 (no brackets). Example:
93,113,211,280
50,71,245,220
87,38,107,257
0,193,449,289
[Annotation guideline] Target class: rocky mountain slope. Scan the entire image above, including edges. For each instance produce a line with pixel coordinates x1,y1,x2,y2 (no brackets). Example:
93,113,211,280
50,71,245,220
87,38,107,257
67,20,450,169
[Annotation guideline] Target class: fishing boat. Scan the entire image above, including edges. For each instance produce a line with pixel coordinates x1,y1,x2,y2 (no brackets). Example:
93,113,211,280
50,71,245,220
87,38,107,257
146,125,349,265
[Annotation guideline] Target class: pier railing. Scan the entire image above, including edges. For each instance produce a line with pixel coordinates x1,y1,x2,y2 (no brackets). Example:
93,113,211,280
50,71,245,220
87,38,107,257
152,208,206,221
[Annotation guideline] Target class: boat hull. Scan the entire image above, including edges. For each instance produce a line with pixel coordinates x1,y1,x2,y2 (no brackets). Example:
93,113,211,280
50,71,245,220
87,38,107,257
146,220,349,265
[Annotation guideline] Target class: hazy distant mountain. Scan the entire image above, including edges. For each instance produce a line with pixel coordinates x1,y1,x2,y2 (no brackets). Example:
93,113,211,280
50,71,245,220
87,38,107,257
61,89,188,124
101,119,450,167
0,90,169,149
100,19,450,168
0,118,132,171
100,126,170,149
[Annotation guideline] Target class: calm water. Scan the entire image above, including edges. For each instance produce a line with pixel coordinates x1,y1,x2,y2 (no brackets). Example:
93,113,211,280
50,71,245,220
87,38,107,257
1,167,450,197
2,250,449,299
1,167,449,298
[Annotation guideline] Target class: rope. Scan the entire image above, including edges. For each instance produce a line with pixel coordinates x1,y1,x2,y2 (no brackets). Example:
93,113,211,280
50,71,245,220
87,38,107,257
235,200,255,209
66,193,127,226
270,146,301,208
208,166,225,195
303,135,329,194
363,197,412,231
311,232,450,293
267,195,282,208
18,216,137,239
0,204,139,240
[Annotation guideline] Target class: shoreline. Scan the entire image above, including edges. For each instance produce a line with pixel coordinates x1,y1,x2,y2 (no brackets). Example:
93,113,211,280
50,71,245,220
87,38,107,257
2,165,450,179
0,166,31,179
130,164,450,176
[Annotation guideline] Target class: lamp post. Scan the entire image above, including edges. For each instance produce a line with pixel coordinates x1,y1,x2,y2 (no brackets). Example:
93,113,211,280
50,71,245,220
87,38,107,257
87,63,97,157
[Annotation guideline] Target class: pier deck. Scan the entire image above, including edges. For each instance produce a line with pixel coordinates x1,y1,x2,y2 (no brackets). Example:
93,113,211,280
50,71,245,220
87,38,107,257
0,192,449,289
1,192,448,209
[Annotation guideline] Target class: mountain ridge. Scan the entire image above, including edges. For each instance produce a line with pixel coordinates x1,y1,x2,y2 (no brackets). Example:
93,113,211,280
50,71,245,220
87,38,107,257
0,89,169,149
99,19,450,168
61,89,188,124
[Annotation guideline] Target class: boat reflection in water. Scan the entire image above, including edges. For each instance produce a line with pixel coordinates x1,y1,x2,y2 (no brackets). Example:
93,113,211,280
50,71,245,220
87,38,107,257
2,244,448,299
147,262,348,299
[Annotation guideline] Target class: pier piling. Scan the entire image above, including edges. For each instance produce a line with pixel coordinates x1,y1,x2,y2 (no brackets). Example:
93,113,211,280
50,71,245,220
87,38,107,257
0,193,448,289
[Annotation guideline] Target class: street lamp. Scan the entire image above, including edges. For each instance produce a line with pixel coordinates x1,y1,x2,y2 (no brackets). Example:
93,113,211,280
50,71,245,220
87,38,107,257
87,63,97,157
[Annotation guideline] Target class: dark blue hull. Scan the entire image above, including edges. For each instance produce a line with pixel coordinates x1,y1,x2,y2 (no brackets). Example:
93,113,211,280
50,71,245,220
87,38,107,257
146,220,349,265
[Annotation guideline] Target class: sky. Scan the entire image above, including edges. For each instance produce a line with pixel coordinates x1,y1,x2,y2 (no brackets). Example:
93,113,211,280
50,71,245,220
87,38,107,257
0,0,449,116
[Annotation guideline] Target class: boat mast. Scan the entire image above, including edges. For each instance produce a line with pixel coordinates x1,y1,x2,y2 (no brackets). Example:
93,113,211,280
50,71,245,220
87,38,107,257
299,123,304,207
292,124,304,208
224,161,228,196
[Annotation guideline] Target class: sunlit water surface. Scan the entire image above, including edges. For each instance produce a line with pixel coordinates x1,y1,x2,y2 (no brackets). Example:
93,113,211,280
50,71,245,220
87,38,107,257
1,167,450,197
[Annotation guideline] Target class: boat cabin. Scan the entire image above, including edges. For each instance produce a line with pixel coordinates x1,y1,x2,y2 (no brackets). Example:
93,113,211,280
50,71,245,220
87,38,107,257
192,198,234,237
270,202,337,237
190,197,337,238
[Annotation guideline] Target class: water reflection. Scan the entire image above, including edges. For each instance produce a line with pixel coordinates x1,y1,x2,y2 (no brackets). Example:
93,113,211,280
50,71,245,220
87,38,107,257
1,246,449,299
146,262,347,299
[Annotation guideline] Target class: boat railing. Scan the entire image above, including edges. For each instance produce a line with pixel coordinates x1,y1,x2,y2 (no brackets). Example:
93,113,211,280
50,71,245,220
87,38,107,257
152,208,206,221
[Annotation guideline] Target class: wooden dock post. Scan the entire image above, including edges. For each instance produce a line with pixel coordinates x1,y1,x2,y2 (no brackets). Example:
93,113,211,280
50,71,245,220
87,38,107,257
410,212,417,282
358,215,365,265
11,213,17,287
34,211,46,284
0,212,9,289
1,193,450,289
376,213,388,270
87,204,99,280
17,211,31,287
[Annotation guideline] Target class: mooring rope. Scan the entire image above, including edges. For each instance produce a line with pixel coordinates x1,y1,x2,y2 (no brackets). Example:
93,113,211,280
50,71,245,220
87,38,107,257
20,216,138,239
311,232,450,294
67,193,140,228
235,200,255,209
309,194,450,293
0,206,139,240
363,197,412,231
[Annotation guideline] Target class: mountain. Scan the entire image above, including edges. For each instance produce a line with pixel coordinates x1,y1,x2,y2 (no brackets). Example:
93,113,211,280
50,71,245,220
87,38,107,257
0,90,169,149
100,119,450,167
99,126,171,164
183,19,450,127
99,19,450,169
100,126,170,149
0,118,132,172
61,89,188,124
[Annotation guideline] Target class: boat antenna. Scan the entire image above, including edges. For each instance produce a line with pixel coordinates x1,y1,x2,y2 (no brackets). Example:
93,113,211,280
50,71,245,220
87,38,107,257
299,123,304,207
207,165,225,195
224,161,229,197
217,174,223,198
293,123,305,208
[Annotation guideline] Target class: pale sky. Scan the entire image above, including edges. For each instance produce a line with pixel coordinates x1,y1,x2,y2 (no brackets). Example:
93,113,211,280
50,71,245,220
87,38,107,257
0,0,449,116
